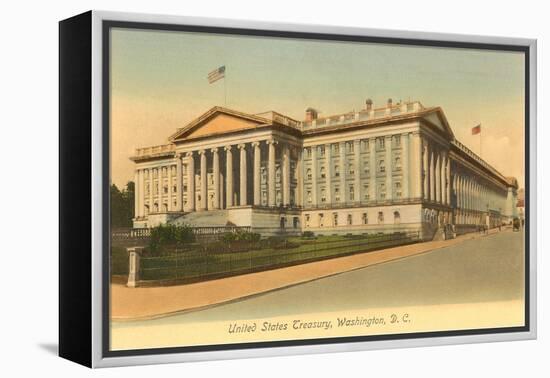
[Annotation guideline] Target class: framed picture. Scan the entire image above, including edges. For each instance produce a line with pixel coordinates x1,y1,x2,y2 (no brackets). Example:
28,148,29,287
59,10,537,368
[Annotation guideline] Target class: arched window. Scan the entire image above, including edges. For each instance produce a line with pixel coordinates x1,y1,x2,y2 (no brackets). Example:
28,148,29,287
379,159,385,173
320,166,326,179
378,211,384,224
334,165,340,177
153,203,159,213
362,213,368,224
307,168,312,181
347,214,353,225
162,203,168,212
394,211,401,224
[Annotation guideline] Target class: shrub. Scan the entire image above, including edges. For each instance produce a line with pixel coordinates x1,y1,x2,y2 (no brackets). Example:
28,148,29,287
149,224,195,253
301,231,315,238
220,229,261,243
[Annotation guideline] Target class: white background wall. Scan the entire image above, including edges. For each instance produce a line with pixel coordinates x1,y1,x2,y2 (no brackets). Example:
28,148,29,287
0,0,546,376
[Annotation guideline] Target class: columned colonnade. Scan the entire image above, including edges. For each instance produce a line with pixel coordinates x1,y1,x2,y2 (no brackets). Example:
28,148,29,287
421,138,451,206
141,138,301,214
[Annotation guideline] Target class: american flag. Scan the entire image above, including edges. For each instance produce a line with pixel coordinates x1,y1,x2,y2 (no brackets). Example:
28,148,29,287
471,124,481,135
207,65,226,84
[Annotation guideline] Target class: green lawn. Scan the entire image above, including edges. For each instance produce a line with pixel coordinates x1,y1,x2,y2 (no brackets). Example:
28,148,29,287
136,233,419,282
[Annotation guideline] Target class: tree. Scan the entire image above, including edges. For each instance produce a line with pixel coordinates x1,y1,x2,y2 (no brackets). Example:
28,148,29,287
110,181,135,228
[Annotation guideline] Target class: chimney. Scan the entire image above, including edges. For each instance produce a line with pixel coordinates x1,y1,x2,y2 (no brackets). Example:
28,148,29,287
387,98,393,108
305,107,318,122
365,98,373,111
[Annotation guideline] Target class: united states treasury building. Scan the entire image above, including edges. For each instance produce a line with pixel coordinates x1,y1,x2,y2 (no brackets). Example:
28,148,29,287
130,99,518,240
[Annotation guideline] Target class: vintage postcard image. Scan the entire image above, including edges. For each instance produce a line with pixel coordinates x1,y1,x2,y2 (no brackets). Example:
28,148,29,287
107,26,526,352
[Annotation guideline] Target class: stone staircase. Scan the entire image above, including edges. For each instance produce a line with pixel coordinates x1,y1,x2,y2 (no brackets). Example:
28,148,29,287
169,210,229,227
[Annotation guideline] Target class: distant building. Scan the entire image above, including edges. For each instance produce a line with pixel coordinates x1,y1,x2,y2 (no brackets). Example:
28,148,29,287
130,99,518,240
516,188,525,221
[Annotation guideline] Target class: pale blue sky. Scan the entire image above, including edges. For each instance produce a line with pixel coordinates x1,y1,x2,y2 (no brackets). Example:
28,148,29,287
110,28,525,188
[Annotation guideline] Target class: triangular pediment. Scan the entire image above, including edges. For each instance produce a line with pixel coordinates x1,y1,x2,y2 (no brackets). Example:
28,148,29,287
170,107,269,142
421,108,455,139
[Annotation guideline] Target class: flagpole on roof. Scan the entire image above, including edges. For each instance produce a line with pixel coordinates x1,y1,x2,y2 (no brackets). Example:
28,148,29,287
479,123,482,158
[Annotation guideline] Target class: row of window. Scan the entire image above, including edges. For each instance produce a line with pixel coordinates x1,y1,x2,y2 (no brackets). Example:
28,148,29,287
305,156,402,180
304,211,401,227
305,182,403,203
303,136,402,158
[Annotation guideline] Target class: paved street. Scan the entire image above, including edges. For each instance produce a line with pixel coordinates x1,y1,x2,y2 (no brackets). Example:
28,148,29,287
114,229,524,329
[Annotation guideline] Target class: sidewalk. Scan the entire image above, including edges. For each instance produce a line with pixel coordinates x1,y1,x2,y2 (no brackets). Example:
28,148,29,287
111,228,506,321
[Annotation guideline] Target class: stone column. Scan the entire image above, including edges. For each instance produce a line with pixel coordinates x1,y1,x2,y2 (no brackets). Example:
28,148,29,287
339,142,346,203
401,133,410,199
186,152,195,212
446,155,451,205
282,143,290,206
354,139,361,203
199,150,207,210
469,179,473,211
176,154,183,211
310,145,318,206
157,168,163,212
454,173,460,209
225,146,233,207
385,135,393,200
435,153,441,203
253,141,261,206
411,132,421,199
267,139,276,207
440,153,445,204
148,168,153,214
325,144,332,204
138,169,144,217
466,177,471,210
429,149,435,201
219,170,224,209
212,148,220,209
423,140,429,200
134,170,139,218
369,138,377,201
463,177,467,211
239,144,247,206
296,147,303,207
168,166,173,212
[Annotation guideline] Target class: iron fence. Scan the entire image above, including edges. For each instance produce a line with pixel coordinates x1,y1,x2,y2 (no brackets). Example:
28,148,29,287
137,231,420,285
